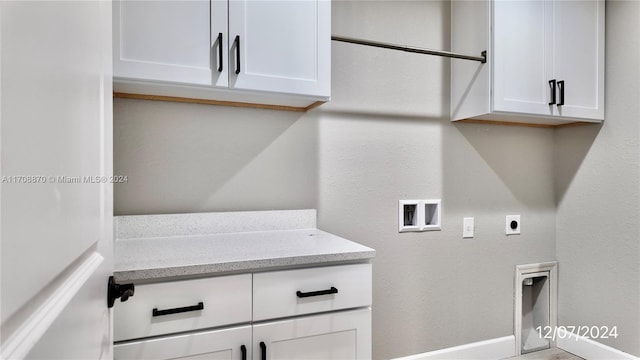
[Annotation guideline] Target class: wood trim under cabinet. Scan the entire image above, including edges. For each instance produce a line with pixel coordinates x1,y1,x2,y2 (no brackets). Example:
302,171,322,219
113,92,326,112
456,119,596,129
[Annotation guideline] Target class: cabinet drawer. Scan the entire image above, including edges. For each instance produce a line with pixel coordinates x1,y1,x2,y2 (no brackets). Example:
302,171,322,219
114,274,252,341
253,264,371,321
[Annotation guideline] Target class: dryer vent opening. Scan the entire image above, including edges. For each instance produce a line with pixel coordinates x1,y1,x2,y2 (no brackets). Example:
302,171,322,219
521,275,550,354
514,261,557,356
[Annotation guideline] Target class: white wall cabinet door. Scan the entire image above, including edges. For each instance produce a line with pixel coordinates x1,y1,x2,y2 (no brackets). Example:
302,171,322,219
493,0,554,117
114,325,252,360
552,0,604,120
228,0,330,97
114,0,228,87
252,309,371,360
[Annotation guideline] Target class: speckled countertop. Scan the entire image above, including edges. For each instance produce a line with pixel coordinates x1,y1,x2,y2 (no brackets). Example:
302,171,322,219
114,210,375,282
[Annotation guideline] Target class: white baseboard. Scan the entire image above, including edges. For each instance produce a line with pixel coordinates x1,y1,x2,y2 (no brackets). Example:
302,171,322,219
392,335,515,360
556,329,639,360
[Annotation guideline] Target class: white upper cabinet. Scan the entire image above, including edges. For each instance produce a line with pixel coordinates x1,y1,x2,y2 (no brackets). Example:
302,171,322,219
114,0,228,87
493,0,553,117
229,0,330,96
551,0,604,120
113,0,330,109
451,0,604,126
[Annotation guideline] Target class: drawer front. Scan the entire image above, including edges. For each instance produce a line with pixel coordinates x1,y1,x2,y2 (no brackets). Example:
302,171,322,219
114,274,252,341
253,264,372,321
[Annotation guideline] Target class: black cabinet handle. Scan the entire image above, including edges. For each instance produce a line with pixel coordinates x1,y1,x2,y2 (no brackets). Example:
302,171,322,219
217,33,223,72
234,35,241,74
152,302,204,317
548,79,556,105
260,342,266,360
296,286,338,298
557,80,564,106
240,345,247,360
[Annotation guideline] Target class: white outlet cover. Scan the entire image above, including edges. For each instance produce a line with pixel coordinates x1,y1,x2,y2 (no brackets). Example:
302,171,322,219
463,217,474,238
506,215,521,235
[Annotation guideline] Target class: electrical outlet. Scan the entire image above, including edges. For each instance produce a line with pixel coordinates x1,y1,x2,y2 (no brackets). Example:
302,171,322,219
506,215,521,235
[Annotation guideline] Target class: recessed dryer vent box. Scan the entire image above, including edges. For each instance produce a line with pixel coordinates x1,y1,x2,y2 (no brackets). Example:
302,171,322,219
399,199,441,233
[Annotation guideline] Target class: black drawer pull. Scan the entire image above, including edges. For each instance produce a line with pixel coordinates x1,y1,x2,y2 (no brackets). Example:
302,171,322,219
260,341,266,360
296,286,338,298
548,79,556,105
152,302,204,317
241,345,247,360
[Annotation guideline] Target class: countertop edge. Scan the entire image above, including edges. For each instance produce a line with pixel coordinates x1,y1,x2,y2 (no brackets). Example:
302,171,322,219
114,250,376,283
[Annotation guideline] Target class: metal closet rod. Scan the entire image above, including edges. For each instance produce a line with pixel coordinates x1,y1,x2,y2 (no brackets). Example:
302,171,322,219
331,35,487,64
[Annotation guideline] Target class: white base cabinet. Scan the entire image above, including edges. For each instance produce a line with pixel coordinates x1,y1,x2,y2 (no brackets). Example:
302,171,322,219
253,309,371,360
451,0,604,126
114,264,372,360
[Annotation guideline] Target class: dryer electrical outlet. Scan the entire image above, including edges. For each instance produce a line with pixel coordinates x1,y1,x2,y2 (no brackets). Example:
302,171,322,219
506,215,521,235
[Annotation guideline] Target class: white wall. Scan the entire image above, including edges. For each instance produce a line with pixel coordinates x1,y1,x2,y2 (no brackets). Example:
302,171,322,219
555,1,640,356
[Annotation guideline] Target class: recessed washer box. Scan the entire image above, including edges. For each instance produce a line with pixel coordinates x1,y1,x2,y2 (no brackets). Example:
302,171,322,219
399,199,441,233
399,200,421,233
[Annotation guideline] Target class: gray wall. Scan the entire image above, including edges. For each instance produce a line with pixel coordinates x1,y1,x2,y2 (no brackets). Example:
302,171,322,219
322,2,555,358
114,1,640,359
114,101,318,214
555,1,640,356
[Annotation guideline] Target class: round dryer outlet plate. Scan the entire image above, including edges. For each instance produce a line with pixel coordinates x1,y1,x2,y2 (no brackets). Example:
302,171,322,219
506,215,521,235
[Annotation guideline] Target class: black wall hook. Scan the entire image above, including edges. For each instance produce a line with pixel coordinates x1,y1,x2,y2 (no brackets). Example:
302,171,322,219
107,276,135,308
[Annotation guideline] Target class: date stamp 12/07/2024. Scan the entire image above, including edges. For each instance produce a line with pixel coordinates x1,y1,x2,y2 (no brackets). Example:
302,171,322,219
536,325,619,342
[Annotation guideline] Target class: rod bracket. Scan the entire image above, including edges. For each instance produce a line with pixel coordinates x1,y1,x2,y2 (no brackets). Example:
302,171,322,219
481,50,487,64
